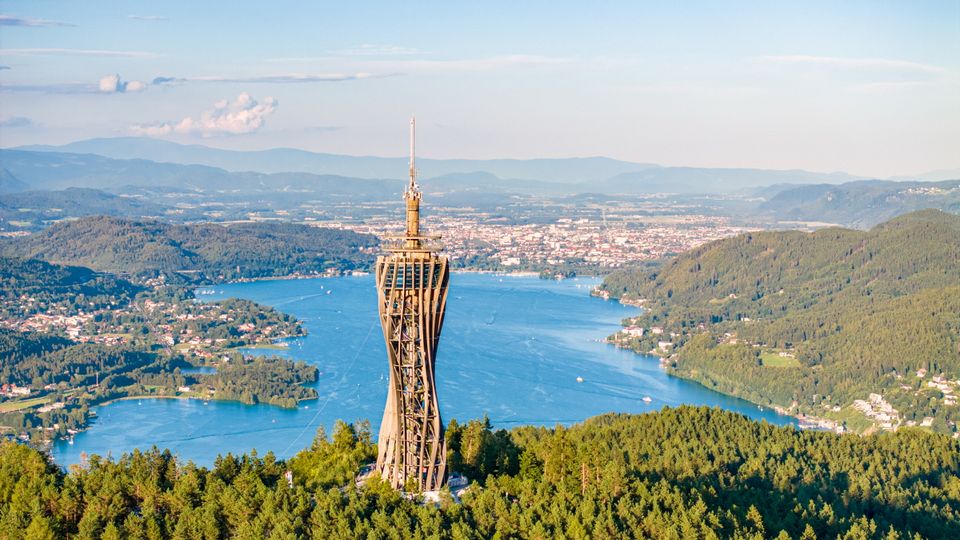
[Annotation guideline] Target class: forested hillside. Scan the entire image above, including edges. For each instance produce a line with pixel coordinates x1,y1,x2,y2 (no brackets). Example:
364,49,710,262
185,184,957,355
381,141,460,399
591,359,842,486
0,216,377,282
2,407,958,539
599,210,960,434
0,188,166,231
0,257,142,318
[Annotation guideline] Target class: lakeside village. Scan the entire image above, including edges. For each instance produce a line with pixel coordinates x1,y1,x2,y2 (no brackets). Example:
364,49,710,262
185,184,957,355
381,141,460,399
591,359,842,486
598,294,960,438
0,285,306,446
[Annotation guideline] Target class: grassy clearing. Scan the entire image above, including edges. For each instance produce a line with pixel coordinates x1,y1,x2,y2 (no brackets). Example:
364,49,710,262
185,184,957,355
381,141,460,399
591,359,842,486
760,352,802,368
825,406,875,433
240,342,289,350
0,396,51,413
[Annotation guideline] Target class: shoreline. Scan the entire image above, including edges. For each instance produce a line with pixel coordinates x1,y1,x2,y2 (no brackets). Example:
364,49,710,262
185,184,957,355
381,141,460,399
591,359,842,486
603,334,846,433
48,392,319,450
211,268,605,287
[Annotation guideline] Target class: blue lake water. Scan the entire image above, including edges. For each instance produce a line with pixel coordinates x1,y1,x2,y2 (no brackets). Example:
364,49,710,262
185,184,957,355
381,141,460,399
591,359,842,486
54,273,796,466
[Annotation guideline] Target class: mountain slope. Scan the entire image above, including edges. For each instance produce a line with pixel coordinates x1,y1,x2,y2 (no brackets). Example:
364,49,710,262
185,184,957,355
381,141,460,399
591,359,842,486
0,188,166,231
600,167,859,194
0,216,378,281
0,149,397,195
760,180,960,228
600,209,960,433
0,168,29,193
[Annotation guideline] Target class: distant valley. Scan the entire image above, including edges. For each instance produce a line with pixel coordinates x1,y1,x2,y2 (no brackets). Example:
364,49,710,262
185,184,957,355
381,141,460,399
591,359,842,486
2,139,958,235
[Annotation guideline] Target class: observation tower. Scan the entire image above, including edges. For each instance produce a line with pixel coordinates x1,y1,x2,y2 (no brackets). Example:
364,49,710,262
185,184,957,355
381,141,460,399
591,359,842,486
374,117,449,491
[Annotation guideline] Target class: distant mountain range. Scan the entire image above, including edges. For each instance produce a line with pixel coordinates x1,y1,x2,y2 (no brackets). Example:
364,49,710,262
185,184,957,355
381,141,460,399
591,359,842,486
16,137,659,184
1,139,958,230
0,149,397,195
3,143,868,196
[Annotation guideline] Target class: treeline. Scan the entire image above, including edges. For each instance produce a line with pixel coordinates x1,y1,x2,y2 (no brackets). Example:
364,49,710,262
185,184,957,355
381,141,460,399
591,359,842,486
0,330,154,388
3,407,959,538
599,209,960,433
0,216,378,282
210,356,318,408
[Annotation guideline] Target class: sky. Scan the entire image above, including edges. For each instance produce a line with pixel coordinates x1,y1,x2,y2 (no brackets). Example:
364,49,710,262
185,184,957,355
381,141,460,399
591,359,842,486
0,0,958,178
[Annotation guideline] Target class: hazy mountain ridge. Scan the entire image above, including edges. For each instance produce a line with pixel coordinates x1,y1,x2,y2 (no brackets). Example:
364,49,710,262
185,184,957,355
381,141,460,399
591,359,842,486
599,167,860,194
0,150,399,195
14,137,865,190
4,146,863,197
16,137,660,183
2,146,958,230
0,188,166,227
760,179,960,228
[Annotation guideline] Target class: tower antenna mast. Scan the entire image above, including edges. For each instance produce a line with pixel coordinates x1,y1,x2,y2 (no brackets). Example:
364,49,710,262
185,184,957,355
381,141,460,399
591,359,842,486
407,116,418,195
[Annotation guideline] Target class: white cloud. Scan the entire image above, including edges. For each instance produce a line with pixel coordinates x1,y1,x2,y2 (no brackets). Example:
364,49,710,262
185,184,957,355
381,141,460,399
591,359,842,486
98,74,148,93
190,73,375,83
149,73,375,86
132,93,278,137
0,48,160,58
0,15,74,27
128,15,168,21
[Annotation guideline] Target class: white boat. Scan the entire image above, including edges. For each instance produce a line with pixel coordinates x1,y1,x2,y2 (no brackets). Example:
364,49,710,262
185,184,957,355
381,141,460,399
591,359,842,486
642,396,653,403
576,376,584,383
68,438,74,445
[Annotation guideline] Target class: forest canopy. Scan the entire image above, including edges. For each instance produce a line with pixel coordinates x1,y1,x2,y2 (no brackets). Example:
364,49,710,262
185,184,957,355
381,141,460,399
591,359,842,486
0,216,378,282
1,406,958,539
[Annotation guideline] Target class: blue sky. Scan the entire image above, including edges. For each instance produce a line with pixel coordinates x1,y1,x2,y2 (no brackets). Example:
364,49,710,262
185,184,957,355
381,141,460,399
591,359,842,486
1,0,957,177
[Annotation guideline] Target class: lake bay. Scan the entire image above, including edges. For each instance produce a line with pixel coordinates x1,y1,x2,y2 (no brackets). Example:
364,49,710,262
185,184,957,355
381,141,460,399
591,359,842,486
54,273,796,466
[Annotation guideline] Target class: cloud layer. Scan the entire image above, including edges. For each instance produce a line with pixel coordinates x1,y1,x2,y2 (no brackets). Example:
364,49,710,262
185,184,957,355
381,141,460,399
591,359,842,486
0,15,73,27
128,15,168,21
0,116,34,128
0,48,159,58
99,74,147,93
151,72,375,85
132,93,277,137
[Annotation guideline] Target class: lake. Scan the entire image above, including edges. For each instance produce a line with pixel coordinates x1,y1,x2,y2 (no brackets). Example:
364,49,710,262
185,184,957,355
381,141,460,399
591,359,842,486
54,273,796,466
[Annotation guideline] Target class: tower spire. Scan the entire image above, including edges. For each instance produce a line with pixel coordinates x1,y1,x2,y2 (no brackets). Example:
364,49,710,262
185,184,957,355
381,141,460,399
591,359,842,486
404,115,422,246
408,115,417,193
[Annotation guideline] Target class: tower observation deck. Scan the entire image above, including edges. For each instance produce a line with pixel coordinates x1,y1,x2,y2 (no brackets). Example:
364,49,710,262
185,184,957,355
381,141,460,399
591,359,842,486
374,117,449,491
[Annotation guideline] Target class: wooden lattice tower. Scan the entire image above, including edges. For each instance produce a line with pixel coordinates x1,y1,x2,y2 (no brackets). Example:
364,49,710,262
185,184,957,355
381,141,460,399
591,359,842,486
374,117,449,491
